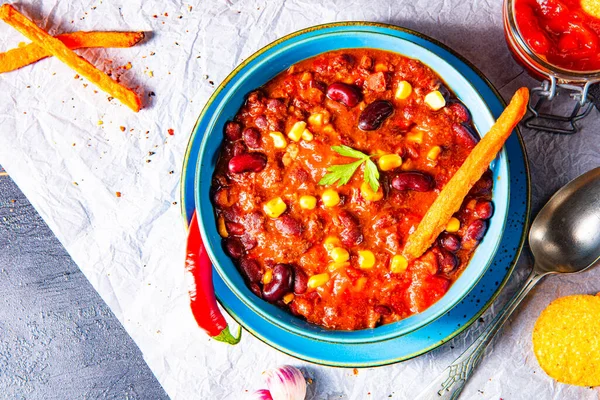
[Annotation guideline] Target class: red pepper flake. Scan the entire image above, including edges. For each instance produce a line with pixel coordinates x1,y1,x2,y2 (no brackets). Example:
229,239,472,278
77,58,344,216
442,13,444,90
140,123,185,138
115,191,122,198
122,62,132,70
164,12,168,16
74,74,80,79
353,368,358,375
153,14,157,18
168,128,175,136
120,126,126,132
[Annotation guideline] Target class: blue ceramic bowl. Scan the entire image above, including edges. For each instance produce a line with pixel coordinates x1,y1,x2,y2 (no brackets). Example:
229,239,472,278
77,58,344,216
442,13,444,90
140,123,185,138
195,22,510,345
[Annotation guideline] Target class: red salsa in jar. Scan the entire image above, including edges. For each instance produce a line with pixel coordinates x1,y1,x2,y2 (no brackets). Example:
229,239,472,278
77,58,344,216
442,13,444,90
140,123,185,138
211,49,494,330
515,0,600,71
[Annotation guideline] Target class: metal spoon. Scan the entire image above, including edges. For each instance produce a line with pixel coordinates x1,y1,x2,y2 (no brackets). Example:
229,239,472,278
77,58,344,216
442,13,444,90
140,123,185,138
417,167,600,400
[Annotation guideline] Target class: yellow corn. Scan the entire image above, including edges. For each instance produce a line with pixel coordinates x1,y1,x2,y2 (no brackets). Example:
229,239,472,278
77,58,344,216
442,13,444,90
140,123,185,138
395,80,412,100
323,236,341,252
263,197,287,218
323,124,336,134
299,195,317,210
378,154,403,171
282,293,295,304
262,269,273,285
301,72,312,82
406,130,423,144
446,217,460,233
353,277,367,291
301,129,313,141
308,111,329,126
424,90,446,111
374,63,388,72
307,273,329,289
217,215,228,238
427,145,442,161
357,250,376,269
360,182,383,202
328,261,350,272
321,189,340,207
287,121,306,142
330,247,350,263
269,131,287,148
390,255,408,274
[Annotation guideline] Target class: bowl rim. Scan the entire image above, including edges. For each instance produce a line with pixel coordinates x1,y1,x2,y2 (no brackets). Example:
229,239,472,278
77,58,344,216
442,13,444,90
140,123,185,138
184,21,527,346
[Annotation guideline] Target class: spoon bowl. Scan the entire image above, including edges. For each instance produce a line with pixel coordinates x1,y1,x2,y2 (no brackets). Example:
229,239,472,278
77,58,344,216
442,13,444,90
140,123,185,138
529,168,600,274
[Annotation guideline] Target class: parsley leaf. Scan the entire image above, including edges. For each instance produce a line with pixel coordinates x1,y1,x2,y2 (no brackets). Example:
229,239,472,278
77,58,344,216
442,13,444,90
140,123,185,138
364,159,380,192
318,145,381,191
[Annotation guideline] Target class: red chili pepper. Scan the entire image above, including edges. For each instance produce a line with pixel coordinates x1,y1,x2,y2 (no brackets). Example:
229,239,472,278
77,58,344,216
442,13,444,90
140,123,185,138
185,210,241,344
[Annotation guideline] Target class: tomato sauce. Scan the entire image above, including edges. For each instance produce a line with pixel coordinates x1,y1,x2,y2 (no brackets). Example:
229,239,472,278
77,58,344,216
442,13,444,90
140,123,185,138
211,49,494,330
515,0,600,71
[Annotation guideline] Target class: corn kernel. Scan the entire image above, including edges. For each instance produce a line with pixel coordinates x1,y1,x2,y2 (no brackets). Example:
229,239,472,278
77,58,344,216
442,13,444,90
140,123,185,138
406,130,424,144
357,250,376,269
446,217,460,233
287,121,306,142
300,72,312,82
321,189,340,207
282,293,295,304
262,269,273,285
390,255,408,274
263,197,287,218
323,124,336,134
427,146,442,161
301,129,313,142
395,80,412,100
374,63,388,72
307,273,329,289
269,131,287,148
424,90,446,111
330,247,350,263
308,113,324,127
328,261,349,272
353,277,367,291
217,215,228,238
324,236,341,252
360,181,384,202
299,195,317,210
378,154,403,171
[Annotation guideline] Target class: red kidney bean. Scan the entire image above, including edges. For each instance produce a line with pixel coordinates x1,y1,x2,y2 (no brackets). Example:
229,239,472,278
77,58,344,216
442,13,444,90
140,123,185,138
311,80,328,93
240,235,258,251
228,153,267,174
447,101,471,123
266,98,285,113
267,115,285,132
242,211,266,234
223,237,244,259
239,257,262,283
275,215,303,236
293,268,308,295
438,232,461,252
373,213,399,229
462,220,488,249
254,115,268,130
246,90,263,104
391,172,435,192
231,141,247,156
224,121,242,141
435,247,459,274
358,100,394,131
263,264,293,302
242,127,261,149
469,170,493,196
225,221,245,236
474,200,494,219
326,82,362,107
249,283,262,298
374,305,392,316
437,84,451,101
452,123,479,147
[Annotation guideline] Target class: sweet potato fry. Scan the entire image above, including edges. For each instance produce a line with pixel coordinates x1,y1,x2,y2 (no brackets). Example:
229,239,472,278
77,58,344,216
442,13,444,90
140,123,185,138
0,4,141,112
0,31,144,73
403,87,529,260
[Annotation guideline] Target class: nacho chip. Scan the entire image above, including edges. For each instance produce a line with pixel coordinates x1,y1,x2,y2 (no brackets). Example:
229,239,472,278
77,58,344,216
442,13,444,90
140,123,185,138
533,294,600,386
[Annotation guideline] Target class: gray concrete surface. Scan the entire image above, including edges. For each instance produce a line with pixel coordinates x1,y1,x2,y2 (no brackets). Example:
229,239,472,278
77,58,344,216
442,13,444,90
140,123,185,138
0,167,169,400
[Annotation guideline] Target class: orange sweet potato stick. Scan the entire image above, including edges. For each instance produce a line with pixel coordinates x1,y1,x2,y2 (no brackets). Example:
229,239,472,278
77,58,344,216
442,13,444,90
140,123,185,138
0,31,145,73
0,4,142,112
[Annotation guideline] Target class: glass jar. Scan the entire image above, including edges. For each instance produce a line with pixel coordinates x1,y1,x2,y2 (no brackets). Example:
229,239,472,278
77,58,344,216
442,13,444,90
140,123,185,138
503,0,600,133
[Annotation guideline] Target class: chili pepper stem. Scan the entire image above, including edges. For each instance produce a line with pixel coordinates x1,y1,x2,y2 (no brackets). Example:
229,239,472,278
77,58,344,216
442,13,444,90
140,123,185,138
213,325,242,345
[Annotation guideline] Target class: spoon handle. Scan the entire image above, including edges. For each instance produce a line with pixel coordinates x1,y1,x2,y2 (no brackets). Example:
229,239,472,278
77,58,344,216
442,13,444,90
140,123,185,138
416,271,545,400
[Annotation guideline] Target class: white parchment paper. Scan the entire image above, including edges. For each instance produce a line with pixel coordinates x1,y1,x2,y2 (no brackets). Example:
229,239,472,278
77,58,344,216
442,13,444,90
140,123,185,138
1,0,600,399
